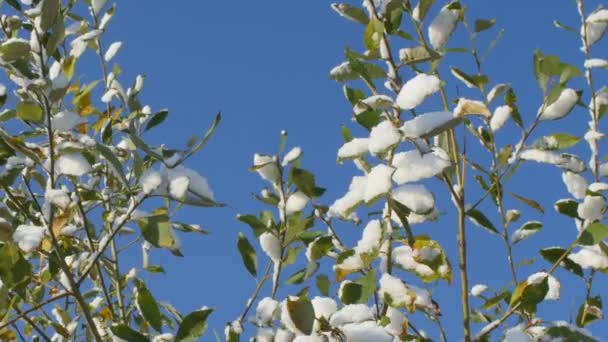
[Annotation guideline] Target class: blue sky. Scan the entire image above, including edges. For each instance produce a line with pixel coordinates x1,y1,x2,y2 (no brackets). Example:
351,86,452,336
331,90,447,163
96,0,608,339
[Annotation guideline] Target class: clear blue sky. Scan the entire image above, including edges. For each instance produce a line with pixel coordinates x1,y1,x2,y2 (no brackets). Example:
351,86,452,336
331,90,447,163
97,0,608,339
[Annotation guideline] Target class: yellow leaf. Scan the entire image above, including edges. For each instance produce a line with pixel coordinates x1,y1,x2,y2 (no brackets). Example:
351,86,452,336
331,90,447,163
454,98,491,118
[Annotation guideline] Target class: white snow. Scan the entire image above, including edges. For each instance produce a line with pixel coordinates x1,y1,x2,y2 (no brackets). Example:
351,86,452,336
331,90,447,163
584,58,608,69
577,195,605,221
91,0,108,15
384,307,406,336
256,327,274,342
13,225,46,252
282,147,302,166
601,162,608,177
364,164,394,203
454,98,491,117
354,95,394,114
255,297,279,324
486,83,510,103
260,232,281,262
337,138,369,160
328,176,367,219
428,5,459,49
253,154,279,183
152,334,175,342
311,296,337,319
45,188,71,209
140,169,163,195
392,245,434,277
538,88,578,120
285,191,309,215
400,111,457,138
568,245,608,270
392,148,450,184
342,321,393,342
490,105,512,132
391,184,435,214
395,74,441,110
519,149,586,172
293,335,325,342
355,220,383,255
504,325,533,342
104,41,122,62
379,273,412,307
470,284,488,297
164,165,214,201
328,304,373,327
584,8,608,46
56,153,92,177
589,182,608,192
51,111,87,132
368,121,401,155
562,171,588,199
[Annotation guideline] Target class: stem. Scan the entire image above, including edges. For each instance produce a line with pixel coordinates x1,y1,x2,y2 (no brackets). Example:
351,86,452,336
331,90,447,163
111,239,128,323
239,263,272,324
14,307,52,342
577,0,601,182
0,293,70,331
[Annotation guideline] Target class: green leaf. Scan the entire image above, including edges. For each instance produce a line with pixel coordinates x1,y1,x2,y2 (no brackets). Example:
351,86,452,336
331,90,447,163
187,112,221,158
364,18,384,51
540,247,583,277
340,282,363,304
289,168,323,198
510,278,549,313
509,192,545,214
145,110,169,132
331,3,369,25
110,324,149,342
237,214,267,237
555,199,579,218
307,236,333,261
0,39,30,62
237,233,257,277
96,143,129,187
137,211,177,249
576,295,603,327
505,88,523,128
466,209,498,234
175,308,214,342
579,222,608,246
410,236,452,283
512,221,543,244
16,101,44,123
0,244,31,298
483,291,509,310
316,274,330,296
474,18,496,32
533,133,581,150
356,269,377,303
415,0,436,22
286,296,315,335
355,109,382,130
145,265,166,274
135,279,163,332
451,67,489,89
40,0,60,32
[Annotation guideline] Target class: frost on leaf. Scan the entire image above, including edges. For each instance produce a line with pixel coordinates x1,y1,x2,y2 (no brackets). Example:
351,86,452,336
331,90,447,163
395,74,440,110
583,8,608,47
490,105,512,132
